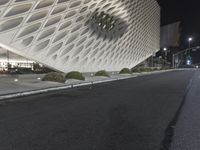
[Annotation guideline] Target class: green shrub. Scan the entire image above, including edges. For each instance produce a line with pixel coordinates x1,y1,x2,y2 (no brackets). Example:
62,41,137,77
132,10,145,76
95,70,110,77
153,68,159,71
42,72,65,83
131,68,141,73
140,68,152,72
132,67,155,73
119,68,132,74
65,71,85,81
160,67,171,70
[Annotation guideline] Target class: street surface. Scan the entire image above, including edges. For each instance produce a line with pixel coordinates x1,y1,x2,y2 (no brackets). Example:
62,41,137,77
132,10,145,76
0,70,196,150
170,70,200,150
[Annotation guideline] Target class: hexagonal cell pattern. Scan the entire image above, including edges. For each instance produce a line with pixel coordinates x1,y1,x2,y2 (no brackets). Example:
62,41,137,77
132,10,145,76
0,0,160,72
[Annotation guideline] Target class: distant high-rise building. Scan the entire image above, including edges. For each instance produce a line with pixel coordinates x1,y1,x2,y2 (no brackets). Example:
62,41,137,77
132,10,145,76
161,21,181,49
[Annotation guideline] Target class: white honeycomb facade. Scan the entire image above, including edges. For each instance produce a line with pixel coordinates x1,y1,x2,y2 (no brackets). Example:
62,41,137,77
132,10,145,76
0,0,160,72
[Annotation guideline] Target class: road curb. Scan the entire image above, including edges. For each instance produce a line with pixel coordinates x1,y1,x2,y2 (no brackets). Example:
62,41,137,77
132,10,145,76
0,70,174,101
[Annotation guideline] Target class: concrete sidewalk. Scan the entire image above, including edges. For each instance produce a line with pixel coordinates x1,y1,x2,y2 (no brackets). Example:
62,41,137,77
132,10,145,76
0,74,62,95
170,70,200,150
0,70,173,100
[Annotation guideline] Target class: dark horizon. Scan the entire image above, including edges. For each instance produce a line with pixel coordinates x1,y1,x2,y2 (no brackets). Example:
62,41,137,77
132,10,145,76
159,0,200,63
159,0,200,49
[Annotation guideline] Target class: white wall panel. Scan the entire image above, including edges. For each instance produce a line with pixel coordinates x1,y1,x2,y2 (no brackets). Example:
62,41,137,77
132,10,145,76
0,0,160,72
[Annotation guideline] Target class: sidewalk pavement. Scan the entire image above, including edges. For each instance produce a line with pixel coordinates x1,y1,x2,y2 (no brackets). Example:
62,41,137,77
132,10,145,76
170,70,200,150
0,70,172,100
0,74,62,95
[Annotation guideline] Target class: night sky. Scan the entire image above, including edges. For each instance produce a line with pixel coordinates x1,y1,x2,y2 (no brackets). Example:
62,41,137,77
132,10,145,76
159,0,200,48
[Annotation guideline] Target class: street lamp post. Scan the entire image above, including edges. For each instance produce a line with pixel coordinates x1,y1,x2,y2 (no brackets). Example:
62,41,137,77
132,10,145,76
187,37,193,66
188,37,193,50
163,48,168,67
188,37,193,57
163,48,168,59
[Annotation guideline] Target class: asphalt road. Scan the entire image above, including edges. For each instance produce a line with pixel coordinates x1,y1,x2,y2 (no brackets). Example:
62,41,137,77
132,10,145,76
0,70,195,150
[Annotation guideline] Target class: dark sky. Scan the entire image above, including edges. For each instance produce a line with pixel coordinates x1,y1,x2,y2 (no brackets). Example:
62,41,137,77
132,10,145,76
159,0,200,48
158,0,200,63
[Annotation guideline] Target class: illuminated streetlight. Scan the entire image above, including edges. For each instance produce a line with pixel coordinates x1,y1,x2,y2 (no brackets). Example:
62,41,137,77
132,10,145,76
163,48,169,67
187,37,193,63
188,37,193,49
163,48,167,51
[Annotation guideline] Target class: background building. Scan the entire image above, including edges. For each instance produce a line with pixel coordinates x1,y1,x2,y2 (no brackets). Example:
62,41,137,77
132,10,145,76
0,0,160,73
0,47,34,71
158,21,181,67
161,21,181,49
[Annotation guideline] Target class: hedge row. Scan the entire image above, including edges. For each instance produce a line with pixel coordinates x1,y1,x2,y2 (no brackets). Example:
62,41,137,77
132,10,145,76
42,70,111,83
42,67,168,83
42,71,85,83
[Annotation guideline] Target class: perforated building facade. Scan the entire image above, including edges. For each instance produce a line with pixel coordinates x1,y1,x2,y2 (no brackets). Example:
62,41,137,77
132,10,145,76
0,0,160,72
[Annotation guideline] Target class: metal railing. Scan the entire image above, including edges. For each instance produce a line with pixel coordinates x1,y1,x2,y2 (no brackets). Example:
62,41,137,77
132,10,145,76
172,46,200,68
